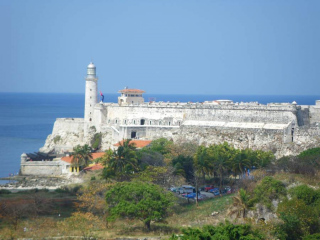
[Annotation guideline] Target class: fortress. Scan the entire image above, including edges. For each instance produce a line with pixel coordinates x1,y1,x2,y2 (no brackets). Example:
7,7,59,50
21,62,320,175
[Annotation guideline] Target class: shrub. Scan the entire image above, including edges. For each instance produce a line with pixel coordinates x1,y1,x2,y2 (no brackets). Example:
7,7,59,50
106,181,175,230
91,133,102,150
169,221,265,239
289,185,319,205
277,198,320,239
0,189,11,194
298,147,320,158
253,176,286,209
303,233,320,240
53,135,61,144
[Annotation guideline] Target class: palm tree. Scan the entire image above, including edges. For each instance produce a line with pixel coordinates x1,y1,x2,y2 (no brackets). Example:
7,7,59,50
100,149,113,167
71,144,93,171
80,144,93,167
229,150,250,178
105,139,139,180
227,188,251,218
208,143,231,191
194,145,211,181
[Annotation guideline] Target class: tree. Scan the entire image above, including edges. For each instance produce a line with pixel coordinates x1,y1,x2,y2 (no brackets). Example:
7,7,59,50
71,144,93,169
227,188,251,218
277,198,319,239
172,155,194,183
207,143,232,191
193,145,211,181
105,181,175,230
76,182,112,216
229,149,250,178
147,138,173,155
102,139,139,180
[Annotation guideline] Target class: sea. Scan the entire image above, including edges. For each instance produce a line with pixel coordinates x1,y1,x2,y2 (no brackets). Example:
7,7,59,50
0,92,319,185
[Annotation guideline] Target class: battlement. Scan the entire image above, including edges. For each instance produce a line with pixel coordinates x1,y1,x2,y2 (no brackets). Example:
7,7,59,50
101,101,298,112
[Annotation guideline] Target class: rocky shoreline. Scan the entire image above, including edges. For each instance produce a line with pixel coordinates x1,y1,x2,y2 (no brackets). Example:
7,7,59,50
0,174,83,191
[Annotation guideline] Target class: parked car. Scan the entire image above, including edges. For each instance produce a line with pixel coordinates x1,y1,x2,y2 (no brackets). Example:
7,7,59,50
185,193,204,200
208,188,219,193
169,187,178,192
225,186,232,193
203,185,215,192
185,193,197,198
176,185,195,194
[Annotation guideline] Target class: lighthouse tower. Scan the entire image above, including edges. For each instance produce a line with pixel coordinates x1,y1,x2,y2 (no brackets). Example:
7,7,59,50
84,62,98,122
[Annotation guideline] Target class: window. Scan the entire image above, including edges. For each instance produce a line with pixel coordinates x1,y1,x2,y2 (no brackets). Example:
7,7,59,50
140,119,145,125
169,122,171,126
115,120,118,124
131,131,136,138
124,120,127,124
149,121,152,125
134,120,136,124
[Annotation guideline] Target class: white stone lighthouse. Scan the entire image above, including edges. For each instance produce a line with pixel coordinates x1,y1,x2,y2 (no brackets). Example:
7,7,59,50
84,62,98,122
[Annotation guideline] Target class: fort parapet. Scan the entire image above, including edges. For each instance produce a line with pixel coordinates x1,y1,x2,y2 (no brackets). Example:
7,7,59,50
29,62,320,177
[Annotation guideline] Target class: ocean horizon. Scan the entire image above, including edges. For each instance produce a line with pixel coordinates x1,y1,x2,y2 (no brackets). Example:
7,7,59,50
1,92,319,184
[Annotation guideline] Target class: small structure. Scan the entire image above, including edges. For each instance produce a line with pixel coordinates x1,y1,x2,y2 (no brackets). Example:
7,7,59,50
60,152,105,173
118,87,145,105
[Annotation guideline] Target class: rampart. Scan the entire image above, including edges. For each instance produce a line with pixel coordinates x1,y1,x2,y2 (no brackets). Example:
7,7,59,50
20,161,64,176
39,100,320,158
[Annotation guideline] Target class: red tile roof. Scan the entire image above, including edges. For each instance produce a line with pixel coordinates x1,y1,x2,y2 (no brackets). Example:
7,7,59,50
113,139,152,148
61,152,105,163
118,88,145,94
83,163,104,171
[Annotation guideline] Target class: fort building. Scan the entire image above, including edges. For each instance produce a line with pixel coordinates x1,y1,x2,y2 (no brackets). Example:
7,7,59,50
20,62,320,175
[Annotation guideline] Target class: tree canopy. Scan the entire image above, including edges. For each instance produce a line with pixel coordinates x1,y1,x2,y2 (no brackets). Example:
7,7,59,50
105,181,175,230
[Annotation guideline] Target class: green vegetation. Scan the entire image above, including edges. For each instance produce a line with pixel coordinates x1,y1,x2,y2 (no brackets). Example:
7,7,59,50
253,176,287,209
169,221,265,240
53,135,61,144
71,144,93,168
105,181,175,230
91,133,102,150
102,139,138,181
277,198,320,239
2,140,320,239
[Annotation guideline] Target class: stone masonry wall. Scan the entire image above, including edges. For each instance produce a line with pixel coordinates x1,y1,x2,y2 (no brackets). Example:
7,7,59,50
99,103,298,129
21,161,62,176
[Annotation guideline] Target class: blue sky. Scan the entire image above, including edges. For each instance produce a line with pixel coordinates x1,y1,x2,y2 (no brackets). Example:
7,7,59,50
1,0,320,95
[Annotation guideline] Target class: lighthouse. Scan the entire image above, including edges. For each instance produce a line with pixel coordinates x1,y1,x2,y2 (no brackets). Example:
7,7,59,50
84,62,98,122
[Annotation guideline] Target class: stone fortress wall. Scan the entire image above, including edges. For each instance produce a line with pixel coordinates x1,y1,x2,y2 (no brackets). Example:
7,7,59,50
38,99,320,160
34,62,320,176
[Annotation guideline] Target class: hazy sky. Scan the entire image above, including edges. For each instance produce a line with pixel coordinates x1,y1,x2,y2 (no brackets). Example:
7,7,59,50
1,0,320,95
